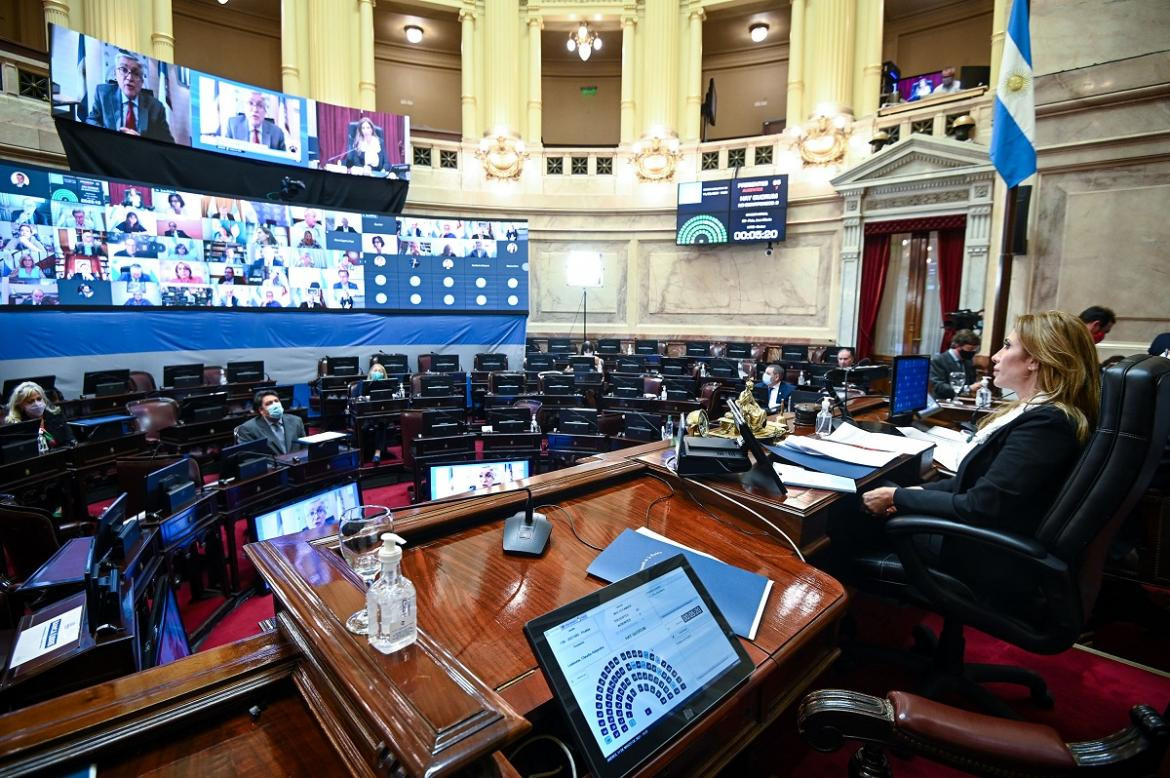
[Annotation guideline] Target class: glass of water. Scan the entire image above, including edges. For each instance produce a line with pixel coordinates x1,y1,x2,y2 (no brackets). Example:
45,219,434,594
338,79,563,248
949,371,967,398
339,504,392,635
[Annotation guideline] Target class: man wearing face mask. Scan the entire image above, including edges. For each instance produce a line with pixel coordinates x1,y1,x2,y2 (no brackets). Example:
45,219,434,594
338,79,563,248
1078,305,1116,345
234,389,305,456
351,364,392,464
929,329,981,399
753,363,794,412
4,381,75,449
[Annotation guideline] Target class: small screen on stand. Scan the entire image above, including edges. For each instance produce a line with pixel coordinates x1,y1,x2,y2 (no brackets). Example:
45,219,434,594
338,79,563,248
889,355,931,419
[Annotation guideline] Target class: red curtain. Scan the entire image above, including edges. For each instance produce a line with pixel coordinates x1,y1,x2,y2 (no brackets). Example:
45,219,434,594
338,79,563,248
857,233,891,359
936,228,966,352
314,103,408,168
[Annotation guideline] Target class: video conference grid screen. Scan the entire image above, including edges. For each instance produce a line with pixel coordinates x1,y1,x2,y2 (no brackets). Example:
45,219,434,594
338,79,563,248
0,160,529,312
49,25,410,180
675,176,788,245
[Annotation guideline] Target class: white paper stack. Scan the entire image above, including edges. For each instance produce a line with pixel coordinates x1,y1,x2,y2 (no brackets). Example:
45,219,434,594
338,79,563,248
772,463,857,493
782,435,901,467
828,422,936,457
896,425,969,473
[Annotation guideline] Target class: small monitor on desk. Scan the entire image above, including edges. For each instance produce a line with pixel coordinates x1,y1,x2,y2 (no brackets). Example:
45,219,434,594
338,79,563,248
421,408,465,437
429,459,529,500
429,353,461,373
725,342,751,359
780,344,809,362
219,437,271,481
568,356,596,373
487,407,531,433
490,373,525,396
418,374,455,398
475,352,508,371
663,377,697,399
542,374,576,395
548,338,574,355
622,410,662,441
685,341,710,357
660,357,689,376
1,375,56,402
889,355,931,423
707,358,737,379
526,353,556,371
0,419,41,464
67,414,134,444
367,383,403,401
179,393,227,423
610,375,642,398
226,360,265,383
635,339,660,355
615,355,645,374
326,356,360,376
370,353,409,373
163,363,204,389
253,482,360,542
145,457,196,517
83,369,130,397
559,407,598,434
596,339,622,355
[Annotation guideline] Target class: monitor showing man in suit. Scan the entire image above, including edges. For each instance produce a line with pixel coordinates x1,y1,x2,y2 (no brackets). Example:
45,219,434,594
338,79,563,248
225,91,287,151
84,50,175,143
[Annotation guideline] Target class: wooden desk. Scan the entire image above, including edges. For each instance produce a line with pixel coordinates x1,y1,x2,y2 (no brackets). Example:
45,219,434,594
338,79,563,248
600,394,703,417
0,448,72,513
59,392,150,420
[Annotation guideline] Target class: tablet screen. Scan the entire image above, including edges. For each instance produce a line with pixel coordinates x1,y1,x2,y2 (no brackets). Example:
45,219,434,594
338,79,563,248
526,556,753,778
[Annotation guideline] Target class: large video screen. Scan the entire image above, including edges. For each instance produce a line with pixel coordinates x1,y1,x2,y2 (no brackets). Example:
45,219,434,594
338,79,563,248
0,159,529,313
48,25,410,180
675,175,788,245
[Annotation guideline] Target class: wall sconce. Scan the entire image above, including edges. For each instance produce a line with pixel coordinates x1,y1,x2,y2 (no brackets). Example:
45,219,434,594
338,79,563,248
869,129,891,153
749,23,769,43
404,25,423,44
951,114,976,141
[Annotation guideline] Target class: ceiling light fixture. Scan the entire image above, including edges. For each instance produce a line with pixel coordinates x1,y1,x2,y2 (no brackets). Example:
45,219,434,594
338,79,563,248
749,23,769,43
404,25,423,44
566,23,602,62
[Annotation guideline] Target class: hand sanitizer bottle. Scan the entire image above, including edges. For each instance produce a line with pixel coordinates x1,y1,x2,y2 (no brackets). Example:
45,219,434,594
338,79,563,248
976,376,993,409
815,397,834,437
699,362,707,378
367,533,416,655
660,385,668,401
530,412,540,433
664,415,675,440
798,369,807,386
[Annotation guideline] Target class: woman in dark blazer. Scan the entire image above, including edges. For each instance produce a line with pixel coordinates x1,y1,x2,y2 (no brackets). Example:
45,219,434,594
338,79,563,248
856,310,1100,535
4,380,75,449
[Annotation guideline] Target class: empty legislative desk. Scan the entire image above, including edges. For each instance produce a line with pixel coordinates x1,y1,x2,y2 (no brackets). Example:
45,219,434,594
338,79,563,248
0,441,852,776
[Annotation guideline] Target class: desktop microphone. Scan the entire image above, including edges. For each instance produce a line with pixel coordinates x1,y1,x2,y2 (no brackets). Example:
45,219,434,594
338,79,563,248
502,486,551,556
820,376,854,423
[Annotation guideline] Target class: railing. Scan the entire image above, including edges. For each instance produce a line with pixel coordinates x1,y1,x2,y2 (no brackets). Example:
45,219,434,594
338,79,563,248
0,38,50,103
873,86,993,145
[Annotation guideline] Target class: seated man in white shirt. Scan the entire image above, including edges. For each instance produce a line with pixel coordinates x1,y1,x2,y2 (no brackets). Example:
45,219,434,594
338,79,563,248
932,67,962,94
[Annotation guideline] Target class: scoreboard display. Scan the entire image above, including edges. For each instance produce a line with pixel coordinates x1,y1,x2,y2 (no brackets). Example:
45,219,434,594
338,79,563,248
676,175,787,246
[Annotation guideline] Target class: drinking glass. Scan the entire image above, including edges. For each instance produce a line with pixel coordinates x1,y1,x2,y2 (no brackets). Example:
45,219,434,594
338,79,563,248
949,371,967,398
339,504,392,635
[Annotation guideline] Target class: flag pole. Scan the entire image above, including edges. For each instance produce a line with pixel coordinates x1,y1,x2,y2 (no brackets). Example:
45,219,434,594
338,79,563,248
988,184,1018,352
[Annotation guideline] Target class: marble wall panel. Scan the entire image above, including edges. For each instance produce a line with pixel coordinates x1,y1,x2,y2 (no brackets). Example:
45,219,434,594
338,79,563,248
529,242,627,322
1033,0,1170,76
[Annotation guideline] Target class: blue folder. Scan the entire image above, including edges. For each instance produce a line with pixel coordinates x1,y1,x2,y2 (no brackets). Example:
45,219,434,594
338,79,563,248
586,529,772,639
766,442,878,481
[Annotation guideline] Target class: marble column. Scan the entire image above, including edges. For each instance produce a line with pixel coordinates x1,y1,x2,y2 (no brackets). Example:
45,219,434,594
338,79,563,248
806,0,855,116
852,0,882,118
640,0,679,137
682,7,704,142
150,0,173,63
459,7,478,140
81,0,143,52
42,0,74,35
280,0,304,95
306,0,359,106
619,12,636,144
785,0,806,124
357,0,376,110
526,15,542,146
989,0,1010,87
484,0,520,134
837,192,863,347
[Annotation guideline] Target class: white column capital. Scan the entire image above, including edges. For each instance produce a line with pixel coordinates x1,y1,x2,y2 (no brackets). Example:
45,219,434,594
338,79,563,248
527,15,543,29
458,7,476,23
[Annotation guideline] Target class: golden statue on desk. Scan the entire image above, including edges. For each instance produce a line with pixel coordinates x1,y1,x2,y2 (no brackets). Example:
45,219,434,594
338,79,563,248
706,379,787,440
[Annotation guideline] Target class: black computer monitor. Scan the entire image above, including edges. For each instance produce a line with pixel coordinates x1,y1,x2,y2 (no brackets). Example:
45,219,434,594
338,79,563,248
548,338,574,354
541,373,575,395
429,353,461,373
490,373,526,395
635,339,660,355
685,341,710,357
663,377,697,399
725,343,751,359
567,356,596,373
418,374,455,397
0,419,41,464
149,576,191,666
487,407,531,433
367,381,404,401
83,369,130,397
559,407,598,434
370,353,409,373
163,363,204,389
145,458,196,516
596,339,621,355
610,375,643,398
660,357,690,376
1,375,56,402
421,408,465,437
476,353,508,371
219,437,270,481
85,494,127,633
226,360,265,383
707,358,737,378
622,411,662,441
781,344,809,362
180,392,227,423
88,492,130,572
614,355,645,373
326,356,360,376
889,355,931,423
253,482,361,542
525,353,555,371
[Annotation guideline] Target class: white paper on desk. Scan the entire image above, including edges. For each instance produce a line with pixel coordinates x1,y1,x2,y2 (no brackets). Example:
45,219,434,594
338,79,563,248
829,422,934,457
9,604,84,669
297,430,348,444
896,427,965,473
773,463,856,493
635,527,774,640
783,435,900,467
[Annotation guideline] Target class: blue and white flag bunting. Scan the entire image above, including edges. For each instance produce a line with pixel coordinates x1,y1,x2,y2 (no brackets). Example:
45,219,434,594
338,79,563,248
989,0,1036,188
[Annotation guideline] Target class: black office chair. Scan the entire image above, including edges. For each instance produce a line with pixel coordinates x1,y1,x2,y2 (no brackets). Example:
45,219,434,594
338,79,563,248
830,354,1170,717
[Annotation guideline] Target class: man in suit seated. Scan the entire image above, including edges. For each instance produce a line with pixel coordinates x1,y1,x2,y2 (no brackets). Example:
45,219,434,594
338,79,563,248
929,329,980,400
235,389,305,456
225,91,286,151
754,363,794,412
163,221,191,239
86,51,174,143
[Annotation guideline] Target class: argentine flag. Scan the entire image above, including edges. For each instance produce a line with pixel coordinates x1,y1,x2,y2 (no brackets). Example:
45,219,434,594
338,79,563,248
990,0,1035,188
